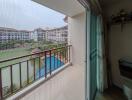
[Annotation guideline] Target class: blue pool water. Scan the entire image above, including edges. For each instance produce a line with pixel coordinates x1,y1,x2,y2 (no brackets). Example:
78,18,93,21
36,56,64,78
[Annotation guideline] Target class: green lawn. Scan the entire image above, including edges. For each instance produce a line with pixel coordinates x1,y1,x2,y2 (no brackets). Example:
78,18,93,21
0,48,31,67
0,48,30,60
0,43,66,68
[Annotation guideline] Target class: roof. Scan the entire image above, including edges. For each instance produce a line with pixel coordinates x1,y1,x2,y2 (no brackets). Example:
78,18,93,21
0,27,31,33
31,48,42,54
0,27,18,32
46,25,68,31
0,26,68,33
34,28,46,32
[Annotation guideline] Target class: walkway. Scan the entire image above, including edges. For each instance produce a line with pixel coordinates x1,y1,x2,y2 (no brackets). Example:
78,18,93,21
21,65,85,100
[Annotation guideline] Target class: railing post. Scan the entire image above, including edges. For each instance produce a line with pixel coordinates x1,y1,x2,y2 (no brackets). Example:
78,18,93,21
69,46,71,62
19,62,22,88
57,50,58,68
66,46,68,63
39,56,41,78
33,58,36,81
54,51,56,70
49,50,52,75
0,68,3,99
64,47,66,64
60,49,61,67
10,65,13,94
45,51,47,78
27,60,29,84
61,47,65,64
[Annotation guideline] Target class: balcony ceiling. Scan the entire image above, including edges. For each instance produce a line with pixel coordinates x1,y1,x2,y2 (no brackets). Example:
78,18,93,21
32,0,85,17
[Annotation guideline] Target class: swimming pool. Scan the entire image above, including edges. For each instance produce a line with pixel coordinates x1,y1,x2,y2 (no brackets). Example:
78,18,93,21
36,56,64,78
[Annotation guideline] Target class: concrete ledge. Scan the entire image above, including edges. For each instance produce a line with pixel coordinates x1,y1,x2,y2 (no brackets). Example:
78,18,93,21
7,62,72,100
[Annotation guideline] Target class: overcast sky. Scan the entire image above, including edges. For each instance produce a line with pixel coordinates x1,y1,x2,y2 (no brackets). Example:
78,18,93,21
0,0,66,30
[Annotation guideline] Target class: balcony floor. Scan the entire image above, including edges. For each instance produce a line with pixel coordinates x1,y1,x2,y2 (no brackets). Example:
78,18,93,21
20,65,85,100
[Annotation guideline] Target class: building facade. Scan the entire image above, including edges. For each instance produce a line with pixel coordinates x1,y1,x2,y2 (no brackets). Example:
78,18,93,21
32,28,46,41
0,26,68,43
46,26,68,43
0,27,31,43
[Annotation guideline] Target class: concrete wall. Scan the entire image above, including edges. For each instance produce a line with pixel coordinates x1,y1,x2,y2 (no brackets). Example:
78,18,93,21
68,12,86,67
105,0,132,87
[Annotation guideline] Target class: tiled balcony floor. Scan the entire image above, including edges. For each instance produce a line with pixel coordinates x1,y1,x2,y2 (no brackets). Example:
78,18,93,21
20,65,85,100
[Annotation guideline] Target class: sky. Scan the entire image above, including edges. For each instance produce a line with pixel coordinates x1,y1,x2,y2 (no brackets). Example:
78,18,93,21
0,0,66,30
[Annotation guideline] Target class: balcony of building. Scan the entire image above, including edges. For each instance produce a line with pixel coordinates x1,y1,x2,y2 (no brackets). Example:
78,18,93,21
0,0,87,99
0,0,132,100
0,45,77,100
19,62,85,100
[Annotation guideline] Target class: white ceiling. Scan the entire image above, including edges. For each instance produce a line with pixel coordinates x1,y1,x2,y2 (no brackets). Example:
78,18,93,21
32,0,85,17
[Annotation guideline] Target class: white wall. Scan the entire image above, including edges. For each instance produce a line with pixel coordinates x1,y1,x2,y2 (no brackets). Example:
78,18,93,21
105,0,132,87
68,12,86,67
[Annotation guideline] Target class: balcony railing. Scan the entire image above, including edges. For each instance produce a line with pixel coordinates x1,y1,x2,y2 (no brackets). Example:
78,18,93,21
0,45,71,99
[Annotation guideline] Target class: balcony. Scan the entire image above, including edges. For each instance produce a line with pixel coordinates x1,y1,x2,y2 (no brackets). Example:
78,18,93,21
20,61,85,100
0,45,83,100
0,0,87,99
0,0,131,99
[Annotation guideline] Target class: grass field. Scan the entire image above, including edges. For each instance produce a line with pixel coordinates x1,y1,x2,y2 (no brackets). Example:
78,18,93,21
0,48,31,67
0,43,65,67
0,48,30,61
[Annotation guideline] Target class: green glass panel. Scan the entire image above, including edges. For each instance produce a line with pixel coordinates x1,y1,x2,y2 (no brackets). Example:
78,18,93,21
89,12,97,100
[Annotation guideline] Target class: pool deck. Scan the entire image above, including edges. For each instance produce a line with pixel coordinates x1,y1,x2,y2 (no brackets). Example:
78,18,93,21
20,64,85,100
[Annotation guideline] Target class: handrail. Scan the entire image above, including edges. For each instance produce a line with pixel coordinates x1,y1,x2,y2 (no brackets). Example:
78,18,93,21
0,45,72,99
0,45,71,64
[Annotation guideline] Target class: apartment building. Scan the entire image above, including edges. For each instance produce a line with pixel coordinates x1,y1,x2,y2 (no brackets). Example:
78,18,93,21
0,26,68,43
46,26,68,43
0,27,31,43
32,28,46,41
